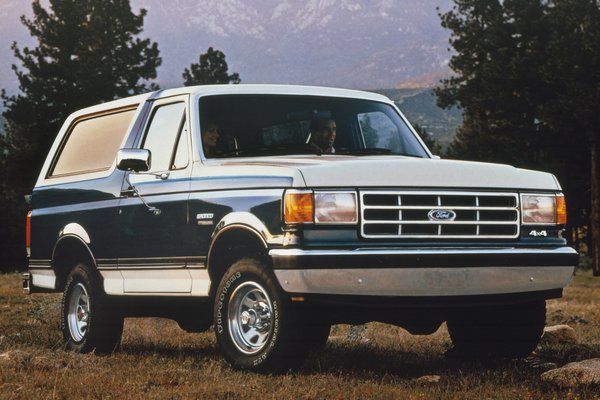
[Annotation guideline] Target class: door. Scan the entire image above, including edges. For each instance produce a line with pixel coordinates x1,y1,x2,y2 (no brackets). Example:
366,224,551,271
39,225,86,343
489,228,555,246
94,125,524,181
118,96,193,293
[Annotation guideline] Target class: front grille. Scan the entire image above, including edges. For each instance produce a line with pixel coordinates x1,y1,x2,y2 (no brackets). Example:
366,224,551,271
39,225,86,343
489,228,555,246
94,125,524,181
360,191,520,239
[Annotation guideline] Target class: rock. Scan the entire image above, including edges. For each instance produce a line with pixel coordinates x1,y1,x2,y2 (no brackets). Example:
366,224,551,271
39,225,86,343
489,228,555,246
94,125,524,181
0,350,31,369
415,375,441,385
540,325,578,345
541,358,600,388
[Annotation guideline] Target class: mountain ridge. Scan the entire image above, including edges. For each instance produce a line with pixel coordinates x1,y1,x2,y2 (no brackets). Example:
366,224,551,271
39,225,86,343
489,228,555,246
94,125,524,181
0,0,453,92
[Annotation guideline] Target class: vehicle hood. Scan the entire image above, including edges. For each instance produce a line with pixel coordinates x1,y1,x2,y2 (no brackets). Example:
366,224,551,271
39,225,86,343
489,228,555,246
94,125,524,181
209,156,560,191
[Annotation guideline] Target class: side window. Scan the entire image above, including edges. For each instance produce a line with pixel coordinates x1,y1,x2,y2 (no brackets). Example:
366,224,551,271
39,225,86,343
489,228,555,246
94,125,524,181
142,102,187,172
172,120,189,170
50,108,136,177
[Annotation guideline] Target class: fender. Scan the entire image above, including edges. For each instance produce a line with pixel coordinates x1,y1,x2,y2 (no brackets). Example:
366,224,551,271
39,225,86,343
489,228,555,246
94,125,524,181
60,223,91,244
52,223,96,268
207,211,283,266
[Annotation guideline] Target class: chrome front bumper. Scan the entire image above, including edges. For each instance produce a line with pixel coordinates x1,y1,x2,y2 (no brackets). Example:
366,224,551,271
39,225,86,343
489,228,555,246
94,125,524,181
270,247,577,297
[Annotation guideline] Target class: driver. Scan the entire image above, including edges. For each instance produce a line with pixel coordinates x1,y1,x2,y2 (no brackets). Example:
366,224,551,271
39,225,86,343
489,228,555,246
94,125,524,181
309,117,336,154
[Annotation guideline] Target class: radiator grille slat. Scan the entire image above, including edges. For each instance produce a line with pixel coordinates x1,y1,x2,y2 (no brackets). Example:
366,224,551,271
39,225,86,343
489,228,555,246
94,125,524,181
360,191,520,239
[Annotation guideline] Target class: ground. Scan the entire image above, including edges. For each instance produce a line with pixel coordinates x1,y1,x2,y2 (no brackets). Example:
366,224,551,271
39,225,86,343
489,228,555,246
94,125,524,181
1,270,599,399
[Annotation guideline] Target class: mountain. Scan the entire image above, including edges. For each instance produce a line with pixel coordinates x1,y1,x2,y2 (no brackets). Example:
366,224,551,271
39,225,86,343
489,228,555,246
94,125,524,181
0,0,453,92
135,0,454,89
0,1,460,142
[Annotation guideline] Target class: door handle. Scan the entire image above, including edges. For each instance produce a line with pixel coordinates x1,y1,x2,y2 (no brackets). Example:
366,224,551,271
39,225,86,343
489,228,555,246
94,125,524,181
121,188,136,197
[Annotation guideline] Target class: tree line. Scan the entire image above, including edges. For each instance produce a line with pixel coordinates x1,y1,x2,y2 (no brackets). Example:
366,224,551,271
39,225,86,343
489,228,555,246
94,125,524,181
1,0,598,275
0,0,240,271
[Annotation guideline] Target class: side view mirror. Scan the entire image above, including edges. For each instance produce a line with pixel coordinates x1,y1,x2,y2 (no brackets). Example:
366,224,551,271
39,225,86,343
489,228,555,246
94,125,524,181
117,149,151,172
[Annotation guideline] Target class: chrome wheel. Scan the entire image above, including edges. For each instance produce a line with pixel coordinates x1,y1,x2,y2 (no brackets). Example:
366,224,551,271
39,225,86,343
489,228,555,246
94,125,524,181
67,282,90,342
228,281,273,354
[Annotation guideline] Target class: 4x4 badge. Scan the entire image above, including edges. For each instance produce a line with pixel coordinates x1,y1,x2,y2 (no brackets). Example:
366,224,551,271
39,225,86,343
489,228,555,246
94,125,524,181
427,209,457,222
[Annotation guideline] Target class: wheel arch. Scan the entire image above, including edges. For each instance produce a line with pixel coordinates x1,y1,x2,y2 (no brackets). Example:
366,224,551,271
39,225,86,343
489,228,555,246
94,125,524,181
207,223,271,297
52,234,98,292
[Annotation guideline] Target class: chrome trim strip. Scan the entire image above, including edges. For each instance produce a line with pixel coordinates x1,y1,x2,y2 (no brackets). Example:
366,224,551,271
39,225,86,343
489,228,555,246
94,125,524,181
274,266,575,297
117,264,187,269
28,259,52,268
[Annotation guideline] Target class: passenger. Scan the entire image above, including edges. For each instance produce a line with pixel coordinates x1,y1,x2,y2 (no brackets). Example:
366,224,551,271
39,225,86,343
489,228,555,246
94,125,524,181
309,117,337,154
202,122,220,157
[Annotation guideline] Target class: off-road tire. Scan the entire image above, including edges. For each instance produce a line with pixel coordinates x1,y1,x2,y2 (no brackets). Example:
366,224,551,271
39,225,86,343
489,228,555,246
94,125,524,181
214,257,308,373
61,263,123,354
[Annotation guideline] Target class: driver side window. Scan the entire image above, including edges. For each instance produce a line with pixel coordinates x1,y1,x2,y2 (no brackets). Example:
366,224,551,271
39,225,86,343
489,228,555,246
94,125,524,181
142,102,188,172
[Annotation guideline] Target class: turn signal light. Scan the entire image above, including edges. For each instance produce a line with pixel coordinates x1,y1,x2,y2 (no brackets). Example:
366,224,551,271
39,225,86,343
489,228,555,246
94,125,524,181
556,194,567,225
284,190,313,223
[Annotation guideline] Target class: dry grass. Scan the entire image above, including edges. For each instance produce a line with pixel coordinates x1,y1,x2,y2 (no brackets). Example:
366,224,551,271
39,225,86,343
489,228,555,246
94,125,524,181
1,270,599,399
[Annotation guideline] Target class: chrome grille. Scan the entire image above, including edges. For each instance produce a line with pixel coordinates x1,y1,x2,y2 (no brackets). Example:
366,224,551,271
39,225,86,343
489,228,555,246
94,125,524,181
360,191,520,239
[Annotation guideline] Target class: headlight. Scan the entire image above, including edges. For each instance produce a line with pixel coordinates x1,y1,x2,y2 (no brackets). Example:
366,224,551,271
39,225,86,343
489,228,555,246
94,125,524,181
314,191,357,223
283,190,357,224
521,193,567,225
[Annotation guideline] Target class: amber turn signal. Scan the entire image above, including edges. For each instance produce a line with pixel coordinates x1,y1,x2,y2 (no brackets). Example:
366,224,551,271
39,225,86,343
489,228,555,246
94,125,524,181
284,190,313,223
556,194,567,225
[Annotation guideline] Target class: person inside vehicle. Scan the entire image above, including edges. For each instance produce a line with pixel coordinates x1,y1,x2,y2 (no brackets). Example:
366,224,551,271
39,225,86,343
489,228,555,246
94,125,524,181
308,117,337,154
202,122,220,157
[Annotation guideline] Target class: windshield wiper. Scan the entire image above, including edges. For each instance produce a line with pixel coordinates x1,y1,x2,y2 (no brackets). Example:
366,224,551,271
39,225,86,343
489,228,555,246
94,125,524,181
216,145,320,158
336,148,424,157
336,148,392,155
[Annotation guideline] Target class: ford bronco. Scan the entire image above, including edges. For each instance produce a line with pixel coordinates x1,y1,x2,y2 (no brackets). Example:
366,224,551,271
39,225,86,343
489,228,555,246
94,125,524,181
23,85,578,372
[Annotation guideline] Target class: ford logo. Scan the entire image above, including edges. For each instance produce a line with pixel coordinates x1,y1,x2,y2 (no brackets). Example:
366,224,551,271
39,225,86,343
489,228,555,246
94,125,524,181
428,209,457,222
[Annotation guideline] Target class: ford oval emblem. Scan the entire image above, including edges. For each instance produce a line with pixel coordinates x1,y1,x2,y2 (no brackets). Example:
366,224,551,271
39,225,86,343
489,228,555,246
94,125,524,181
428,209,457,222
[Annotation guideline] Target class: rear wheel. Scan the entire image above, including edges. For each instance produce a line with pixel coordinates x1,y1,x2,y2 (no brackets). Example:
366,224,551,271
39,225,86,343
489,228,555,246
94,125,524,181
214,257,309,372
61,264,123,354
447,301,546,358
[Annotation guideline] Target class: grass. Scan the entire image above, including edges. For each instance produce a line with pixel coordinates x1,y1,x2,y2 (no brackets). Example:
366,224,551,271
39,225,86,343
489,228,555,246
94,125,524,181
1,270,599,399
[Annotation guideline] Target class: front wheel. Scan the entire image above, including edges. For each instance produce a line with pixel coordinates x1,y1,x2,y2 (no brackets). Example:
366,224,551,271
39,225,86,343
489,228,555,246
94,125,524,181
214,258,308,372
61,264,123,354
447,301,546,358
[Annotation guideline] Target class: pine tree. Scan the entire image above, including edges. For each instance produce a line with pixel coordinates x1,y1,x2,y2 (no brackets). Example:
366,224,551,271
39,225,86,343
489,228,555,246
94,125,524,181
437,0,550,167
183,47,241,86
539,0,600,275
0,0,161,269
436,0,600,274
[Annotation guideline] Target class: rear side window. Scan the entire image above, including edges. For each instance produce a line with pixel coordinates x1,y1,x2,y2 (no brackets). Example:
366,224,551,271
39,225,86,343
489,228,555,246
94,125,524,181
50,108,137,177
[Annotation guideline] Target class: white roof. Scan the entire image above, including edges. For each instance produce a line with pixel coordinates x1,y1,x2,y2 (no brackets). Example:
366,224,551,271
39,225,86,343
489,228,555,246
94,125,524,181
70,84,392,118
155,84,391,103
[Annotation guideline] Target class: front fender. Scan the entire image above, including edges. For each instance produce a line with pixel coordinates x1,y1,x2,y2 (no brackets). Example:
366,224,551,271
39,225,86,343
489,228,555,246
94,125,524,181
210,211,283,249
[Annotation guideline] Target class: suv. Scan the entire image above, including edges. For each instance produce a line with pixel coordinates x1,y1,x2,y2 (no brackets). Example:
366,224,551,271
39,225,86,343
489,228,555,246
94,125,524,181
24,85,577,372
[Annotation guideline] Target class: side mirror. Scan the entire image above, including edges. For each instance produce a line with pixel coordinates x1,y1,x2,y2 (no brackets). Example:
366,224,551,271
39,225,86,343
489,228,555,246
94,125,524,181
117,149,151,172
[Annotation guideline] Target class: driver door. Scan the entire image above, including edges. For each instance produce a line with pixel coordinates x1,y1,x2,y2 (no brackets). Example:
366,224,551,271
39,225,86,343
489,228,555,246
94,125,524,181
117,95,192,294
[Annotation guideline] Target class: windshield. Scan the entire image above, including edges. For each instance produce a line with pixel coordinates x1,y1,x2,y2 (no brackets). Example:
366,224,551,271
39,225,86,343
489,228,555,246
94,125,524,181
198,94,429,159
